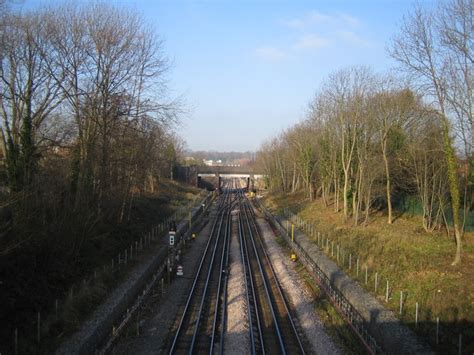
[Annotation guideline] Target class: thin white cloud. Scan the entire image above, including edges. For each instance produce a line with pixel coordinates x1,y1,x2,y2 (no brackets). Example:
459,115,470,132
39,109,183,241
257,10,371,61
337,30,374,47
294,34,330,50
338,13,361,27
306,10,334,25
284,18,305,29
255,46,286,62
284,10,361,29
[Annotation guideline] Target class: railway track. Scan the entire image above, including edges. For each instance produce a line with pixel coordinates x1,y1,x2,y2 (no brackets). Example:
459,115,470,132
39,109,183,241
168,179,306,354
168,181,234,354
238,190,306,355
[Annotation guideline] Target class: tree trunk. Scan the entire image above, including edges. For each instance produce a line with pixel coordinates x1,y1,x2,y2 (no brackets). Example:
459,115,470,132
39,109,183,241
382,142,393,224
343,168,349,218
291,161,297,193
322,181,328,207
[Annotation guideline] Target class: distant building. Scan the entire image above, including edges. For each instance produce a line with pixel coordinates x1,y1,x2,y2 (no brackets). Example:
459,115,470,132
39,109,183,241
203,159,223,166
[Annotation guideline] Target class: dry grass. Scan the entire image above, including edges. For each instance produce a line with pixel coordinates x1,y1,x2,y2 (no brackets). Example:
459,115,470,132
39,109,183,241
263,190,474,353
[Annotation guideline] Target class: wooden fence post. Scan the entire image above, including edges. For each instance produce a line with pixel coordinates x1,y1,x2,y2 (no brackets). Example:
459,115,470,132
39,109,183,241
37,312,41,343
14,328,18,355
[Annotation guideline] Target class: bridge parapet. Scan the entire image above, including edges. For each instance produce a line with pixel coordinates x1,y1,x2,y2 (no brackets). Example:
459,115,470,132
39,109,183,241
196,165,263,175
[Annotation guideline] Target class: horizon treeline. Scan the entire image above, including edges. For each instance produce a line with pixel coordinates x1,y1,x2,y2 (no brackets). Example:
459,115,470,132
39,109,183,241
257,0,473,265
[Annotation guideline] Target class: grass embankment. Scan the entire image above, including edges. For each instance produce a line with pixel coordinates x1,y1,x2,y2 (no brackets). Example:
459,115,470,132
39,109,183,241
263,190,474,354
0,180,203,354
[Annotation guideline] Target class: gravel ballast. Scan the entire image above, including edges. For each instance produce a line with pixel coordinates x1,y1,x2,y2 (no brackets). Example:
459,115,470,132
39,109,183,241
223,211,250,354
257,217,341,355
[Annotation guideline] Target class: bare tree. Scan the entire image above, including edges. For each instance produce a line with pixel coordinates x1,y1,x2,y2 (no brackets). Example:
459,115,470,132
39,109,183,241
390,2,466,264
371,86,417,224
44,3,174,217
408,110,449,232
0,11,64,191
439,0,473,157
322,66,375,219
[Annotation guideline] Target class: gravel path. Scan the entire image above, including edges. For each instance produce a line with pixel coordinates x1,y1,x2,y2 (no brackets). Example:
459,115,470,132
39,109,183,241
257,217,341,355
112,214,214,354
223,211,250,354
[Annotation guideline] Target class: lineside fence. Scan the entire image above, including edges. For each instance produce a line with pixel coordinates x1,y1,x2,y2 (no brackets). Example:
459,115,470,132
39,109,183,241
256,200,382,354
98,198,212,354
257,199,466,354
11,191,213,355
282,208,465,354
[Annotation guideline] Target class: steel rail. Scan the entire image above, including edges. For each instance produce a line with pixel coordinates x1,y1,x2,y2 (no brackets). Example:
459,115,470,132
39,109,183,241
243,197,306,354
237,190,264,354
240,192,286,354
209,194,232,353
217,180,236,354
188,193,232,353
169,190,230,354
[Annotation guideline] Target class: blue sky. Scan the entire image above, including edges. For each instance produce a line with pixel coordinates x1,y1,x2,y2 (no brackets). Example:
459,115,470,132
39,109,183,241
22,0,434,152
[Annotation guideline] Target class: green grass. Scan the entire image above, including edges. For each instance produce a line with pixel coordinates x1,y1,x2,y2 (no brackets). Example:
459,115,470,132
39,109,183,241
263,190,474,354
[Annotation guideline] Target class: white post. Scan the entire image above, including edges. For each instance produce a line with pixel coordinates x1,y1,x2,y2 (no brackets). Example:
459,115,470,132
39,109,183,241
415,302,419,326
400,291,403,315
385,280,389,302
436,317,439,344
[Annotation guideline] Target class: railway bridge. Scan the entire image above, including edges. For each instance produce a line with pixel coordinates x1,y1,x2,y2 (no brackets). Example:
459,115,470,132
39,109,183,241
176,165,264,190
197,165,264,190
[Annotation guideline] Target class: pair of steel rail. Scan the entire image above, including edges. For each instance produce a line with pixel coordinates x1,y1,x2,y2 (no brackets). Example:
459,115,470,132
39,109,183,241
169,182,234,354
238,191,305,355
169,181,305,354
